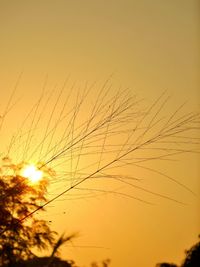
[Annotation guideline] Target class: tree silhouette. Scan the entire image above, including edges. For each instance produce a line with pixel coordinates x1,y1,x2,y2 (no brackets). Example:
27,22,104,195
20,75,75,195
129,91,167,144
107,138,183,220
46,232,78,267
156,263,178,267
181,235,200,267
156,235,200,267
12,257,76,267
0,157,56,267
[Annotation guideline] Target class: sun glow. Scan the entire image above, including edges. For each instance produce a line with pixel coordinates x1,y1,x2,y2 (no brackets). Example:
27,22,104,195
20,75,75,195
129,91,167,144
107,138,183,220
21,164,43,183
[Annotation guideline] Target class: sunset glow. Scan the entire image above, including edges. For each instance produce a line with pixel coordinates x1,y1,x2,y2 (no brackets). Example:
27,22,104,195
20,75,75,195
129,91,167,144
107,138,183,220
0,1,199,266
21,164,43,183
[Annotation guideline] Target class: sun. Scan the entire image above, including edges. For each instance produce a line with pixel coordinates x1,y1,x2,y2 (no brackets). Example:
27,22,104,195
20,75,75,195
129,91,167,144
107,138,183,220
21,164,43,183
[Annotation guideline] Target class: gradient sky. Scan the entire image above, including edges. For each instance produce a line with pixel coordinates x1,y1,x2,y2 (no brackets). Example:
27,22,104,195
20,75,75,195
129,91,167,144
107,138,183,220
0,1,200,267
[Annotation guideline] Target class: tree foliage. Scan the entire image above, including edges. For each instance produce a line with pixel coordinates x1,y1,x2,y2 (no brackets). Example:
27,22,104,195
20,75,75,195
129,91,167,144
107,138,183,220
10,257,77,267
181,235,200,267
156,235,200,267
0,157,56,267
156,263,178,267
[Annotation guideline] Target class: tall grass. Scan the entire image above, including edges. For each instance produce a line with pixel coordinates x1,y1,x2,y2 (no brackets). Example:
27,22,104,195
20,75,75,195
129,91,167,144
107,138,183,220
0,78,199,225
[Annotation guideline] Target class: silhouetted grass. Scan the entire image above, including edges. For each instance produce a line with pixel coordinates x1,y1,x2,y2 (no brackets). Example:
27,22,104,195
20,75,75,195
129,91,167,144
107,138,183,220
0,77,199,226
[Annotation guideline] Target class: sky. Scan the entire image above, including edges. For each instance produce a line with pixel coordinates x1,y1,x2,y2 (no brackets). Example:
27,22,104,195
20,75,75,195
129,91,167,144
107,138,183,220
0,1,200,267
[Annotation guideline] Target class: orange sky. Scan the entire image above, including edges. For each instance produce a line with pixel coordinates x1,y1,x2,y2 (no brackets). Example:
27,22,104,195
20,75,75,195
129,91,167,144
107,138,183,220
0,1,199,267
